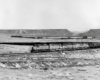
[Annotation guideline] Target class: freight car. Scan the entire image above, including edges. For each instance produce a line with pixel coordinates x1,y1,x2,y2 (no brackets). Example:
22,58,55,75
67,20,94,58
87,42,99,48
49,44,62,51
88,42,100,48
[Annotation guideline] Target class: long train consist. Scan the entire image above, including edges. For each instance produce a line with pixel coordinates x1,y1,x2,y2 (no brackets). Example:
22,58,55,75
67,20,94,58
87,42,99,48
0,42,100,54
31,42,100,52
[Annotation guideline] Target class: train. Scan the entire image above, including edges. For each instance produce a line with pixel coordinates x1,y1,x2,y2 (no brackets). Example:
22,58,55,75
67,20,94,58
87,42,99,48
0,42,100,54
30,43,93,52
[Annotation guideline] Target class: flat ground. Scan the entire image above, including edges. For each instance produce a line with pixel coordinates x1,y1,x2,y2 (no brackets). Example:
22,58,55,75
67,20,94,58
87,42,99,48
0,65,100,80
0,34,100,43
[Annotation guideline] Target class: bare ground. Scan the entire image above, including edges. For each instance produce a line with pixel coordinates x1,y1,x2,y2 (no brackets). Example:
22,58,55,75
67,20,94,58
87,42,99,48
0,65,100,80
0,47,100,80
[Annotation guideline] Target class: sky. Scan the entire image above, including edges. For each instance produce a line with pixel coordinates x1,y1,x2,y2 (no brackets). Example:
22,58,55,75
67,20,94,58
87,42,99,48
0,0,100,32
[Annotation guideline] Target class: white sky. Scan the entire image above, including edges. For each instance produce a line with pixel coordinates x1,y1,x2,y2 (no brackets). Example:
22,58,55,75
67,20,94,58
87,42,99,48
0,0,100,32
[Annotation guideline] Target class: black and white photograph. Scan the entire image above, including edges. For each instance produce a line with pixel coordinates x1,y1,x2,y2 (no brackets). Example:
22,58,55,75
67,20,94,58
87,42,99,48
0,0,100,80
